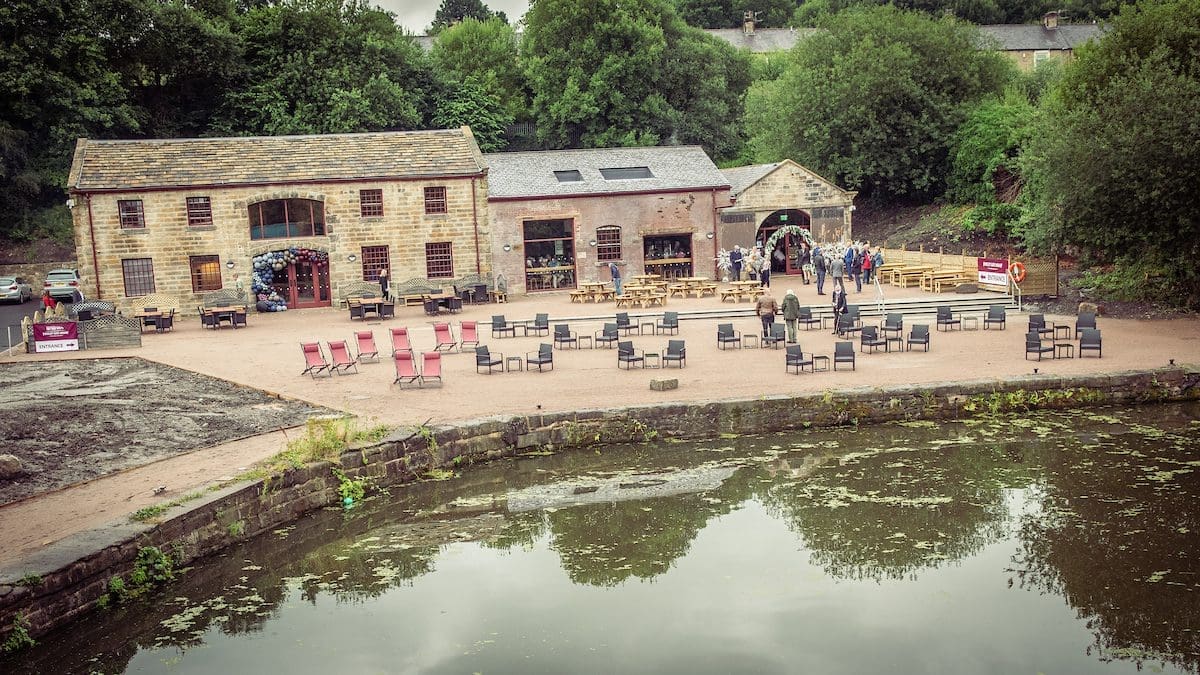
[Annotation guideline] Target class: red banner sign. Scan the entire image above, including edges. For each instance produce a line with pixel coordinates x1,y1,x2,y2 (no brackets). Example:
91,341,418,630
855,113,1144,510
977,258,1009,286
33,322,80,352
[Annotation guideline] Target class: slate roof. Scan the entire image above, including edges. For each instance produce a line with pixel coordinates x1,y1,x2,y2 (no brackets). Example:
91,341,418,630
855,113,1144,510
68,128,486,192
721,163,780,197
484,146,729,199
976,24,1103,51
704,28,812,53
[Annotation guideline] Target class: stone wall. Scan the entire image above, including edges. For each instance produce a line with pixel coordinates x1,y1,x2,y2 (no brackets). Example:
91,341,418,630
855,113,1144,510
3,367,1197,644
720,160,856,244
71,176,490,312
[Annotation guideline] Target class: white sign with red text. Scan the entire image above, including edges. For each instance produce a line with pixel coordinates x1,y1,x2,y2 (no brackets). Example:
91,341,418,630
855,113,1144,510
977,258,1009,286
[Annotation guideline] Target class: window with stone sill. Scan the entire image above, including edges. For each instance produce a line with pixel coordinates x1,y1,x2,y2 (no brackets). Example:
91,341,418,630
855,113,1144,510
424,186,447,215
186,196,213,227
596,226,621,261
118,200,145,229
189,255,222,292
425,242,453,278
360,189,383,218
122,258,156,296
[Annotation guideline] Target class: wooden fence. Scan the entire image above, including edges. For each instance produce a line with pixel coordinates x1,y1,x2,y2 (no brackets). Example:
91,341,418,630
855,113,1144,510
877,246,1058,296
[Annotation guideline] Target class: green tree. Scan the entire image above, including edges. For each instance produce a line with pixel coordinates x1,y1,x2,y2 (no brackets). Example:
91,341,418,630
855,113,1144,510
948,91,1036,205
522,0,751,158
1020,0,1200,305
430,17,527,119
746,6,1012,200
430,0,504,32
213,0,427,136
431,81,513,151
0,0,137,241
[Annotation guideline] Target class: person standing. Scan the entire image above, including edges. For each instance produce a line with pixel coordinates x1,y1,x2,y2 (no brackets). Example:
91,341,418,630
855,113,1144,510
755,289,779,338
729,245,744,282
830,283,847,335
861,246,873,285
759,253,771,288
800,245,813,285
609,261,623,296
829,250,845,290
41,290,57,311
814,246,827,295
781,288,801,344
233,272,245,301
851,247,863,292
377,267,390,300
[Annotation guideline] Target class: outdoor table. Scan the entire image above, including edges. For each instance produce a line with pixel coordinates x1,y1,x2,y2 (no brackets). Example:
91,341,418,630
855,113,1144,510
356,297,385,317
639,321,656,335
577,335,592,349
206,305,245,328
962,315,980,330
133,310,163,333
1053,324,1072,341
813,355,831,372
644,352,661,369
631,273,661,282
742,334,759,349
1055,343,1074,359
505,355,524,372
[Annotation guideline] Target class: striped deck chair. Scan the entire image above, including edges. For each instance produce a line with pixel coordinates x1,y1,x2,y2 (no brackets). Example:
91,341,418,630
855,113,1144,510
390,327,412,356
421,352,443,387
327,340,358,375
300,342,330,378
433,322,456,353
355,331,379,363
393,350,420,388
459,321,480,352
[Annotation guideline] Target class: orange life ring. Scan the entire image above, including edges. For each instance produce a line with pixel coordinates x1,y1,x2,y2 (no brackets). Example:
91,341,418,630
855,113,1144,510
1010,262,1027,282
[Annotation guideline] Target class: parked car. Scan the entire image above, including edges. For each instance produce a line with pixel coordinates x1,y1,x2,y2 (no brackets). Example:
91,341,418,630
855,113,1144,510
1,276,34,303
44,268,84,303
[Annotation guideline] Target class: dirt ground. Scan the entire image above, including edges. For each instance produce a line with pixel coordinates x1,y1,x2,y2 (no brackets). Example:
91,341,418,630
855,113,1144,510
0,358,331,505
1,278,1198,567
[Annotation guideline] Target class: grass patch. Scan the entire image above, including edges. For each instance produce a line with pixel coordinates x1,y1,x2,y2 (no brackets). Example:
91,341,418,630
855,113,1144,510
2,613,35,654
128,490,206,523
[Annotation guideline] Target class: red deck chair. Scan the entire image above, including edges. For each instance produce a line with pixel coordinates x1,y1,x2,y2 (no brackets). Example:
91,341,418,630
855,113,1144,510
355,330,379,363
300,341,330,378
433,322,456,353
393,350,420,388
390,327,412,356
421,351,443,386
459,321,479,352
327,340,358,375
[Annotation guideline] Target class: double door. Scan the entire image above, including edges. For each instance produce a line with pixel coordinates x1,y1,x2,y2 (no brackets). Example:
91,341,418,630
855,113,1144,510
270,261,331,308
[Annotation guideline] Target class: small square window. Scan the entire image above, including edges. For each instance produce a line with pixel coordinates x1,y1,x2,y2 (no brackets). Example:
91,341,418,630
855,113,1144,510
424,186,447,215
186,197,213,227
121,258,156,296
360,189,383,218
118,200,145,229
425,242,453,278
189,255,222,292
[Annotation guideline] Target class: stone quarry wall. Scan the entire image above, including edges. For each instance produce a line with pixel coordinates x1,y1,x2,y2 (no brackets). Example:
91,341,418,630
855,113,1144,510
2,367,1198,644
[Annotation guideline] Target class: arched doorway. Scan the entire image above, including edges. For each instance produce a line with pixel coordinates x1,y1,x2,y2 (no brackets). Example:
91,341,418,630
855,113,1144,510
756,209,811,275
250,247,332,309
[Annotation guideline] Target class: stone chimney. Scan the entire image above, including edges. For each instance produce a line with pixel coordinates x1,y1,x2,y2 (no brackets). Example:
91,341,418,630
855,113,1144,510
743,10,756,36
1043,11,1060,30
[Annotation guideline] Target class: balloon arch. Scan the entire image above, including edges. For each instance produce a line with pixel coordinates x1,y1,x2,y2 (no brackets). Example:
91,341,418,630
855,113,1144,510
250,247,330,296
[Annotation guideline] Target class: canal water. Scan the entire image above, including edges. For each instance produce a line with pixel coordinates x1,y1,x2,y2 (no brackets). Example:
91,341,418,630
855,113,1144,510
7,402,1199,674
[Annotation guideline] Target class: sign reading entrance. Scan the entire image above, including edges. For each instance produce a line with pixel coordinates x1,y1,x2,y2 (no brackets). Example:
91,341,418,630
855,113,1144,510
33,322,80,352
977,258,1009,286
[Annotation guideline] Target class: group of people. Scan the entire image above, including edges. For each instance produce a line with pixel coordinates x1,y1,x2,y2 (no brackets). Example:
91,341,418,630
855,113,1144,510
809,242,883,296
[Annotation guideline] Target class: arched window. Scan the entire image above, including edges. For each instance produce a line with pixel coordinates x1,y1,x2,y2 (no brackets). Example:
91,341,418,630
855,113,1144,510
248,199,326,240
596,226,621,261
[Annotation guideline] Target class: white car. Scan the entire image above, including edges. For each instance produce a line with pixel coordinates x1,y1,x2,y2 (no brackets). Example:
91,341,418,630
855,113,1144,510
1,276,33,303
44,268,85,302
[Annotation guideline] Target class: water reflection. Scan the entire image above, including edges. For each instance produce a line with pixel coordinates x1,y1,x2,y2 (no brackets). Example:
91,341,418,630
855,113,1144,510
5,404,1198,674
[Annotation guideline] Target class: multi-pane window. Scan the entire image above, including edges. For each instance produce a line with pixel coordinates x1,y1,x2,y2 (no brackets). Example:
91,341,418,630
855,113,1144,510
596,226,621,261
186,197,213,227
361,245,390,282
1033,50,1050,68
118,200,145,229
189,255,222,292
121,258,156,296
359,189,383,217
248,199,326,240
425,242,453,278
423,186,447,214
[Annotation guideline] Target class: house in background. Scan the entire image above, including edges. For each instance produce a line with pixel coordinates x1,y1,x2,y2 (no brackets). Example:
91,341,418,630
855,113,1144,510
484,146,733,292
719,159,857,275
977,12,1103,71
66,128,489,310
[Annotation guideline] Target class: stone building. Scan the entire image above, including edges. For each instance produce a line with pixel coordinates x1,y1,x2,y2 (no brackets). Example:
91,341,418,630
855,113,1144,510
976,13,1102,72
719,159,857,273
484,146,734,291
66,128,489,310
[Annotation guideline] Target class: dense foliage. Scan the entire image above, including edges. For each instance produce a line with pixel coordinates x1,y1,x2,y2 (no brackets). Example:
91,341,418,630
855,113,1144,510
746,6,1012,200
1019,0,1200,305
